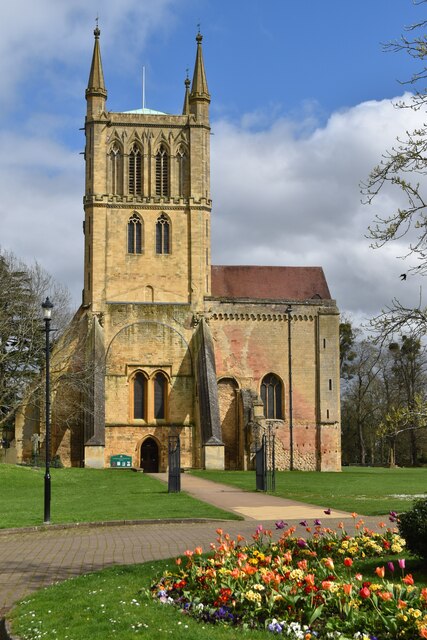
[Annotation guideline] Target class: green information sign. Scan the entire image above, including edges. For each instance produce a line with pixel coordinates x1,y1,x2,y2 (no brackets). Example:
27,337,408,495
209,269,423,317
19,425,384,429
110,454,132,468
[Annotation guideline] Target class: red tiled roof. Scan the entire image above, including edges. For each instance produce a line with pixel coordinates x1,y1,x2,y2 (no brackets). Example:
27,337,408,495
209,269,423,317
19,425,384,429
210,266,331,301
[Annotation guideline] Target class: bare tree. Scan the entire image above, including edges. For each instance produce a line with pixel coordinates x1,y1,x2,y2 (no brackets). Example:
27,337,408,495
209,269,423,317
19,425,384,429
0,249,72,432
362,2,427,336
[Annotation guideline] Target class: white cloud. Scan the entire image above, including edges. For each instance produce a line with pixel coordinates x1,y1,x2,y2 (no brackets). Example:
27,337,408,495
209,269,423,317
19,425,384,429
0,0,179,111
211,94,427,318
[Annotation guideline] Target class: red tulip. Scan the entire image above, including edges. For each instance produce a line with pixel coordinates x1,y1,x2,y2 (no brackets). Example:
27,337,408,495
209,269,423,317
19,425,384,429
360,586,371,599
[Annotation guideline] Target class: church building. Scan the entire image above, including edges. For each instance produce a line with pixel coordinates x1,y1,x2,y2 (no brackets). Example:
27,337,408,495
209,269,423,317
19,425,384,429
15,28,341,472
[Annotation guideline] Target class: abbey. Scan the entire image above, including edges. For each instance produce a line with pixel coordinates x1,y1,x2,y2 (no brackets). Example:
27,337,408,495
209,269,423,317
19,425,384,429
15,29,341,472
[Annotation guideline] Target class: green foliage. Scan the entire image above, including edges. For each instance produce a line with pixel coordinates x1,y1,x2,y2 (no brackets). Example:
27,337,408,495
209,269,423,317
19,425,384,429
339,320,357,379
398,498,427,564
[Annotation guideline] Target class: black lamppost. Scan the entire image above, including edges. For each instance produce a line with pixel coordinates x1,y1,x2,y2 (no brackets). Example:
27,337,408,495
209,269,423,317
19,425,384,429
286,305,294,471
41,297,54,524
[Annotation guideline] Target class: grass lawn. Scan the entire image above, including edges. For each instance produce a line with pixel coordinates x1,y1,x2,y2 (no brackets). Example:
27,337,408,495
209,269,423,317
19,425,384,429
8,553,427,640
190,467,427,516
7,559,270,640
0,465,238,529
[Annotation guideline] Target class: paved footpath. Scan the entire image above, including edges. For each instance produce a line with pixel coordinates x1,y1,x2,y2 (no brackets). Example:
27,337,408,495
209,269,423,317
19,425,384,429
0,474,383,616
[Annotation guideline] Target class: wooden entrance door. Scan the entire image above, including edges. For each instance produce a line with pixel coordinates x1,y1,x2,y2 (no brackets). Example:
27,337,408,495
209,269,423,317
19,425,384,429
140,438,159,472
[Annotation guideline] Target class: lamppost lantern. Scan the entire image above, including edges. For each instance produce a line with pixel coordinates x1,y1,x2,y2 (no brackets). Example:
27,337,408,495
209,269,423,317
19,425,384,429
41,297,53,524
41,297,54,320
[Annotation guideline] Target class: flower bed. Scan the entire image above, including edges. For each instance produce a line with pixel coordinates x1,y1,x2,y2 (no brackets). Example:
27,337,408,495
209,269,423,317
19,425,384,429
151,518,427,639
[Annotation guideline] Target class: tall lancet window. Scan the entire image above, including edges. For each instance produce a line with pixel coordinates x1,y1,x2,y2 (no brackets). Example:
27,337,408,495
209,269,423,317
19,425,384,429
261,373,283,419
129,144,142,195
155,144,169,197
177,146,189,197
133,372,147,420
154,372,167,419
156,213,170,254
108,142,123,194
128,213,143,254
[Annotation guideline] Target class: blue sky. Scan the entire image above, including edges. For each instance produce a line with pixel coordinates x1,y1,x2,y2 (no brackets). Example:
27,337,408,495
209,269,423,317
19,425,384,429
0,0,425,323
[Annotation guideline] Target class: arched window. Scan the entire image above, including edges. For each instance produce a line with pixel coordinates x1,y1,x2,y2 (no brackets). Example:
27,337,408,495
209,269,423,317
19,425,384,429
155,144,169,196
128,213,143,254
177,146,188,197
156,213,170,254
133,372,147,420
261,374,283,419
129,144,142,195
108,142,123,194
154,372,167,419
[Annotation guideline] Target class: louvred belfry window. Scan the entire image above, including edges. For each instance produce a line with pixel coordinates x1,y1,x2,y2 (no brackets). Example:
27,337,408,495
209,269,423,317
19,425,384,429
156,214,170,254
177,146,188,197
155,144,169,196
129,144,142,195
109,143,123,194
261,373,283,419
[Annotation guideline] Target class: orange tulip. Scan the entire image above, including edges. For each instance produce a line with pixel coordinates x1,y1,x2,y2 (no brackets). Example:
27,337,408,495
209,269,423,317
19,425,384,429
375,566,385,579
321,580,333,591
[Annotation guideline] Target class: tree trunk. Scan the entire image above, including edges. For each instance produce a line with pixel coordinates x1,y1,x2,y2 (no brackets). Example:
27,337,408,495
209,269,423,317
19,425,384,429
389,438,396,468
357,419,366,465
410,424,418,466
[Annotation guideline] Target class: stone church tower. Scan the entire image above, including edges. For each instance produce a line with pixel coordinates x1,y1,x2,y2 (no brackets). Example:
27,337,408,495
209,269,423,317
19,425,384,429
15,28,341,472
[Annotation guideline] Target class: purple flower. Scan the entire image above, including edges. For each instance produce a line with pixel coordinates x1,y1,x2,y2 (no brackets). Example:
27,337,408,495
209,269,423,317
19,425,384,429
389,515,397,523
389,511,398,518
299,520,308,527
387,562,395,573
324,508,332,515
268,621,283,633
314,519,322,526
275,520,288,530
398,558,406,569
297,538,307,548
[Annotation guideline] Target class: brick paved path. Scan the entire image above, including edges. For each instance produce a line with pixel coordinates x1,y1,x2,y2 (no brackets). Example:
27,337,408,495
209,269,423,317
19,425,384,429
0,475,384,616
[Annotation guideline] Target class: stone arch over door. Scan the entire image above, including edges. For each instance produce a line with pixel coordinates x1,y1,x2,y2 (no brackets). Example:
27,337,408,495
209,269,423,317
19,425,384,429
218,377,240,470
140,437,159,472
